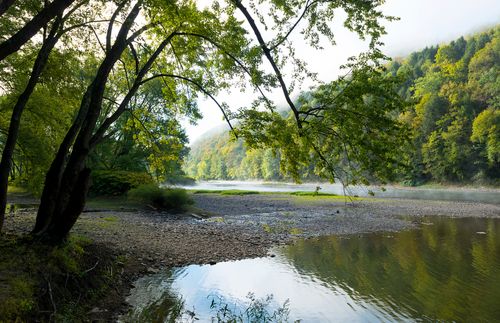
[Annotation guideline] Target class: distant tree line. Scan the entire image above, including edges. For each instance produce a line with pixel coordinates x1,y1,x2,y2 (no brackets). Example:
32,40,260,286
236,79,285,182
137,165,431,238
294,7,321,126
185,27,500,185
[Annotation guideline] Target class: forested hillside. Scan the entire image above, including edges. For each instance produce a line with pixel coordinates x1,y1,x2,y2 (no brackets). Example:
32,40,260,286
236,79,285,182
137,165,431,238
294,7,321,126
185,27,500,185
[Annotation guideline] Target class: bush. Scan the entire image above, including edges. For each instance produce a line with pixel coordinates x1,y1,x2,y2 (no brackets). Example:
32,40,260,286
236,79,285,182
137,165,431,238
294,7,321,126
128,184,193,211
164,175,196,186
90,170,153,196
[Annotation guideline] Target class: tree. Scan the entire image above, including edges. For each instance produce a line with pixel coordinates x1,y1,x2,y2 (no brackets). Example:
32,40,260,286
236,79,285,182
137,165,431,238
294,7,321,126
0,0,405,241
0,0,97,232
471,107,500,167
0,0,76,61
32,0,253,241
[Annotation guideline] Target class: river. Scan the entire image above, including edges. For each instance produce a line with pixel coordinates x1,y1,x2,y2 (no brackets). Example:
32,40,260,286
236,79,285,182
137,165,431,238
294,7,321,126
123,217,500,322
180,180,500,204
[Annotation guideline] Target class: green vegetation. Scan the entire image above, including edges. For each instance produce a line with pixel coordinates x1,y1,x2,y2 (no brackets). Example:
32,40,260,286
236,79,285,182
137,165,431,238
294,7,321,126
185,27,500,186
209,293,291,322
0,0,399,240
128,184,193,211
290,191,339,197
192,189,260,195
0,234,119,321
388,27,499,185
90,170,154,196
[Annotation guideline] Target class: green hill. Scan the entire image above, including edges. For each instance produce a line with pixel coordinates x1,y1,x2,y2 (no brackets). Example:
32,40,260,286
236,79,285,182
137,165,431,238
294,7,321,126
185,27,500,185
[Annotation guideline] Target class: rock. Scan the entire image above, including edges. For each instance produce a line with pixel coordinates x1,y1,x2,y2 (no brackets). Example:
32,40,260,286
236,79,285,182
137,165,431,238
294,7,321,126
147,267,159,274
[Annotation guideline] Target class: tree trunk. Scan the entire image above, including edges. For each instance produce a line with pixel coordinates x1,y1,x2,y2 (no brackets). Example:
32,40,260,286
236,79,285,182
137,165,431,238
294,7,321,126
33,1,142,242
39,168,91,243
0,0,74,61
0,0,15,17
0,18,61,233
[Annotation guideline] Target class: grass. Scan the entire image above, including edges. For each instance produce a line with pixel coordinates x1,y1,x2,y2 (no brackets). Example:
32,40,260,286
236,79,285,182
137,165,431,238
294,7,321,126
7,186,29,194
128,184,193,211
0,234,120,321
205,216,225,223
289,191,339,197
192,189,260,196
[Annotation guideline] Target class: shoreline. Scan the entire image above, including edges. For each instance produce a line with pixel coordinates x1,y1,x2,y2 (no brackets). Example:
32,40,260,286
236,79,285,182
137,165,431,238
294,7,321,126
2,192,500,320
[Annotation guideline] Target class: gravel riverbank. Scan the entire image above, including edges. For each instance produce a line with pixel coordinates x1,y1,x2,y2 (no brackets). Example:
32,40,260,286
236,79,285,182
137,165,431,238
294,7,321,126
3,192,499,320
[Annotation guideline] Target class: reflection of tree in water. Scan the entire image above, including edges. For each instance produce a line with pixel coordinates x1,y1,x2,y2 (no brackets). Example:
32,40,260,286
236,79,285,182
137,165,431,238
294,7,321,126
126,281,186,322
129,279,292,323
283,218,500,321
208,293,291,323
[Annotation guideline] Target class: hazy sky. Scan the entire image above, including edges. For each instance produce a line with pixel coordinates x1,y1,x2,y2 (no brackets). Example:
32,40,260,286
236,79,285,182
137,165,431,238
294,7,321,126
183,0,500,144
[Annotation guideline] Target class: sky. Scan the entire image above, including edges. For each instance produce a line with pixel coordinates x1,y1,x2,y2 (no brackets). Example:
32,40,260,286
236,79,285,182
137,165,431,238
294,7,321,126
182,0,500,145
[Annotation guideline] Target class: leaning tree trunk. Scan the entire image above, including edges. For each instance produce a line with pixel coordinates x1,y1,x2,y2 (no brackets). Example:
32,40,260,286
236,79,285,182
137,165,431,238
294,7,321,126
33,1,142,243
0,18,61,233
0,0,74,61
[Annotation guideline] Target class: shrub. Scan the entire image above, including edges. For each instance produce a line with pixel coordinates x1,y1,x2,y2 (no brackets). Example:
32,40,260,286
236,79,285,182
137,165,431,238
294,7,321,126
90,170,153,196
128,184,193,211
164,175,196,186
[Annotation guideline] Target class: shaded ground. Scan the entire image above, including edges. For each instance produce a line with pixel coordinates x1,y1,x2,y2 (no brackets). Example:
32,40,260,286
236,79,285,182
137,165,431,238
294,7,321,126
2,192,499,320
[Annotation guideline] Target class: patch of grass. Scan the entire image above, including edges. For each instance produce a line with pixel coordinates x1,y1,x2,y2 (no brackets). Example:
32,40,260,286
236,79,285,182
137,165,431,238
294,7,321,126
289,228,303,235
103,216,119,222
128,184,193,211
7,185,29,194
220,190,259,196
192,189,260,196
262,223,273,233
206,216,225,223
290,191,339,197
94,216,120,229
0,234,120,321
191,189,224,194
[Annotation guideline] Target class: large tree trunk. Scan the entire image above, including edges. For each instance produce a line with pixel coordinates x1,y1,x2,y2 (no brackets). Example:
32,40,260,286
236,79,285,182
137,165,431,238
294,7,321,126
33,1,142,243
0,0,74,61
0,18,61,233
37,168,91,243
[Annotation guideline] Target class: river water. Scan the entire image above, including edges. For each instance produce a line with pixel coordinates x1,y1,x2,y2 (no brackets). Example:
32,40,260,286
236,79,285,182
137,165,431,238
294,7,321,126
180,180,500,204
124,217,500,322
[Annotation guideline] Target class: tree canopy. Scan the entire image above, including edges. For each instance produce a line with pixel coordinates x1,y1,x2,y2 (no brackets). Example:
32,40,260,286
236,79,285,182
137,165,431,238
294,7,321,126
0,0,408,240
186,27,500,186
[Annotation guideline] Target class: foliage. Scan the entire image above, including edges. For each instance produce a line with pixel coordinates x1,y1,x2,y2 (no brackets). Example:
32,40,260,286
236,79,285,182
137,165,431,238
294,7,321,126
187,27,500,186
90,170,153,196
394,27,500,184
208,293,291,323
0,234,118,321
127,184,193,211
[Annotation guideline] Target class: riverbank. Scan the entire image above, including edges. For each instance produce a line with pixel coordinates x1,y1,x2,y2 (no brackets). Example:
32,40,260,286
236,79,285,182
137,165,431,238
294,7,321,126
1,192,499,320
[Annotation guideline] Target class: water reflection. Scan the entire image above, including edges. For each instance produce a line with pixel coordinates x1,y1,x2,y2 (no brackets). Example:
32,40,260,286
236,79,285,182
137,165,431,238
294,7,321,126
125,217,500,322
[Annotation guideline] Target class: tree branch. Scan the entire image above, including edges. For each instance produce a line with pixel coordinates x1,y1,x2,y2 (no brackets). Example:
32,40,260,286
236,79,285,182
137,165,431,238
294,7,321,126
232,0,301,127
107,0,127,52
140,73,237,136
176,31,274,110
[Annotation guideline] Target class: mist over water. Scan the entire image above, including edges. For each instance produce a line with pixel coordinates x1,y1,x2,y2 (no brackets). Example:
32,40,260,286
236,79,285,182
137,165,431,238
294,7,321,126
181,180,500,204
